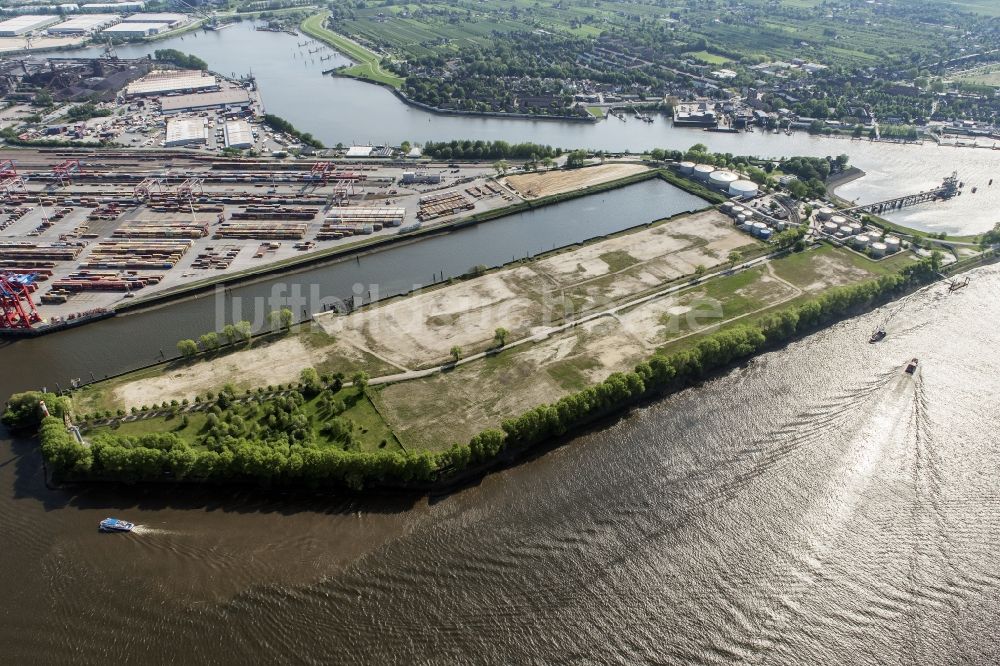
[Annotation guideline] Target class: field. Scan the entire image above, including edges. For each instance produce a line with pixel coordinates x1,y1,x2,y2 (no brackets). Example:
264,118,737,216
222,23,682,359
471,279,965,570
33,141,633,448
83,387,402,453
301,13,405,88
505,163,650,199
955,65,1000,88
320,208,755,370
687,50,732,65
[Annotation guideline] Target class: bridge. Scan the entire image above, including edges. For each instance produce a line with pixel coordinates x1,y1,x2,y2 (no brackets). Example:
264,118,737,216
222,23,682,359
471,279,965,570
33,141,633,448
841,172,959,216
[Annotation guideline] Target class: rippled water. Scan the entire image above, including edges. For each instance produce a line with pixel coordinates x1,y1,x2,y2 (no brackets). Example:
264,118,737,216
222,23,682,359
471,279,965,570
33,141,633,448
2,264,997,664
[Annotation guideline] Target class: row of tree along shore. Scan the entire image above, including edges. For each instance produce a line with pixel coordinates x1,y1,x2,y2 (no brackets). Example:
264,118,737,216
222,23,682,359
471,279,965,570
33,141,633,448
6,252,949,492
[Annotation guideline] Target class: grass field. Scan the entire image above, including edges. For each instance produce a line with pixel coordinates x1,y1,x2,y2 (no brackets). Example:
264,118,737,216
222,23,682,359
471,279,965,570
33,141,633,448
84,388,402,453
687,50,732,65
300,13,404,88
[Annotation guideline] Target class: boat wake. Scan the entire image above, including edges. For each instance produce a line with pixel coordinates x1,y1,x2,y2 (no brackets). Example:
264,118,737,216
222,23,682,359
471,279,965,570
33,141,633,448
129,525,180,536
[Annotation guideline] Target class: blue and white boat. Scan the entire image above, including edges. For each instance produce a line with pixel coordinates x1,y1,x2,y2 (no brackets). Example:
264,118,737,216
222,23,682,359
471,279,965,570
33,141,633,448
99,517,134,533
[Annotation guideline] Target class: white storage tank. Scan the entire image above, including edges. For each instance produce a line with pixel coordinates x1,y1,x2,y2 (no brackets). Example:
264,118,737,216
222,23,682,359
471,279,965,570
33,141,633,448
848,223,863,235
731,205,745,217
739,223,753,232
885,236,902,253
838,225,852,237
870,242,887,257
679,161,696,175
721,201,734,214
759,227,773,240
709,170,739,189
867,230,883,242
817,207,834,221
693,164,716,180
822,221,839,235
729,180,759,198
736,214,747,224
853,234,871,249
830,215,847,227
752,221,768,237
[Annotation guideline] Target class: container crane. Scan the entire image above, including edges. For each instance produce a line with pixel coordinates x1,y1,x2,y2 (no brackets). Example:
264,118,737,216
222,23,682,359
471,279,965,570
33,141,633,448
0,273,41,330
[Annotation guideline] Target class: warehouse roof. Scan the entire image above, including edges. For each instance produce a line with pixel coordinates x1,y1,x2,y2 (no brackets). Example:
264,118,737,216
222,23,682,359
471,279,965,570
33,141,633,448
160,88,251,112
224,120,254,148
126,70,217,96
48,15,119,33
122,12,185,24
165,117,206,145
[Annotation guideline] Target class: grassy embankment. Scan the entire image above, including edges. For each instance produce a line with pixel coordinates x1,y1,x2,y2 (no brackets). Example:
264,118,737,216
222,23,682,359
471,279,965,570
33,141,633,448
300,13,404,88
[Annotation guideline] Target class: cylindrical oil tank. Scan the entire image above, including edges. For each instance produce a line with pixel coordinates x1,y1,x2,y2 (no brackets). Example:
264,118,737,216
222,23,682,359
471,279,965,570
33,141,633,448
731,205,745,217
693,164,715,180
736,214,747,224
759,227,773,240
853,234,871,248
848,223,863,235
721,201,734,214
709,170,739,189
775,221,786,231
729,180,759,198
679,161,695,174
753,221,768,237
830,215,847,227
817,207,834,221
839,225,852,237
739,222,753,232
885,236,901,253
870,242,887,257
822,221,839,235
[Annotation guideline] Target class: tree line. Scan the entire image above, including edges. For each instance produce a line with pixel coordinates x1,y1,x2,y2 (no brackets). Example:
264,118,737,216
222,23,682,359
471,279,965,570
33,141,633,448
262,114,324,149
421,140,560,161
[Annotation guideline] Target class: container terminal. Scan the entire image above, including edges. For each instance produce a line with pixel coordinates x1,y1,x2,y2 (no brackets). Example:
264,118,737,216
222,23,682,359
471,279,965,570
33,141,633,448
0,149,516,333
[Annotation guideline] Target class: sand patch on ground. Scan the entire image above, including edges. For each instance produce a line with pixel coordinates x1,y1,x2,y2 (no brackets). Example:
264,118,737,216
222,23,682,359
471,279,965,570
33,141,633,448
317,209,755,369
115,337,316,407
505,163,650,199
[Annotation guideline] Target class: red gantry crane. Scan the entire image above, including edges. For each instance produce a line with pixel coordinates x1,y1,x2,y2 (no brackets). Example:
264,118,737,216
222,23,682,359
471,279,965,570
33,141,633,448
52,159,81,187
0,272,41,330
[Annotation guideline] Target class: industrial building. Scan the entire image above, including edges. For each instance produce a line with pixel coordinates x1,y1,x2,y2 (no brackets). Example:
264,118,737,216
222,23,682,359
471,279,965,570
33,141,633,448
164,117,207,147
47,14,119,35
121,12,185,27
160,88,251,114
101,22,166,37
80,2,144,12
345,146,373,158
223,119,253,149
0,15,60,36
401,172,442,185
673,101,717,127
126,70,217,97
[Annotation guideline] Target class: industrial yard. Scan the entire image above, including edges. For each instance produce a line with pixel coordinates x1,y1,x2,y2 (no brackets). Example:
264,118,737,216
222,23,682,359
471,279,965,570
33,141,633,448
0,149,512,328
505,163,650,199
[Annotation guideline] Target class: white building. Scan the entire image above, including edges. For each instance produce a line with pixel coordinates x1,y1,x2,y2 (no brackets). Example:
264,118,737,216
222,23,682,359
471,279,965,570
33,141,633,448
0,15,60,36
48,14,119,35
125,71,217,97
80,3,145,12
223,119,253,149
121,12,185,27
165,117,207,147
101,22,163,37
345,146,373,158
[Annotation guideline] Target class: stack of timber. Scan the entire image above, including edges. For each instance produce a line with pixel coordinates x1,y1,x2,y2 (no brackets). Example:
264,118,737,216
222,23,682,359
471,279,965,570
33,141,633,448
51,271,163,292
215,222,307,240
417,191,474,221
230,205,318,221
0,242,83,268
79,240,192,270
113,221,209,239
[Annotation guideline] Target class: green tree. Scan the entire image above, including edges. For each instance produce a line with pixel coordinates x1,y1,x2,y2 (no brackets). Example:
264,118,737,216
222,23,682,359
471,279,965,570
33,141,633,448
223,324,238,345
450,346,463,362
199,332,220,351
565,150,588,168
494,327,509,347
728,251,742,264
177,339,199,357
235,320,253,344
351,371,369,394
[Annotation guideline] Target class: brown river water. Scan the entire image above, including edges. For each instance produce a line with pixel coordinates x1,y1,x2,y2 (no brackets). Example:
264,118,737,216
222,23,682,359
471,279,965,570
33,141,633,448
2,261,998,664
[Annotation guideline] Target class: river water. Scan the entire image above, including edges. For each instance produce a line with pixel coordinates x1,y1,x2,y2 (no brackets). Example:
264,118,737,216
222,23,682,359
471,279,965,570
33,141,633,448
2,23,998,664
73,23,1000,236
3,259,998,664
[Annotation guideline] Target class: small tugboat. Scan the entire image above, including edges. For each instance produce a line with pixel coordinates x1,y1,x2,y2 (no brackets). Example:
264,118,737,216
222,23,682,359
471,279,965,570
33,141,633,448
869,327,886,343
99,517,134,533
905,358,919,375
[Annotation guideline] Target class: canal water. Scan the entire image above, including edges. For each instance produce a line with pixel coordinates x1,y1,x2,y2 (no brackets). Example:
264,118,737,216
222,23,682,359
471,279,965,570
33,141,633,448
2,260,998,664
72,23,1000,235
